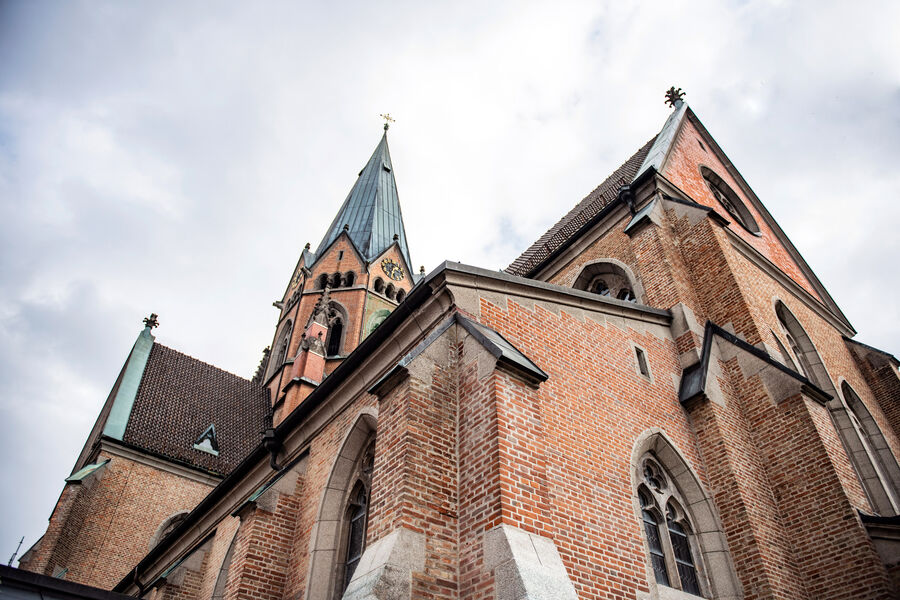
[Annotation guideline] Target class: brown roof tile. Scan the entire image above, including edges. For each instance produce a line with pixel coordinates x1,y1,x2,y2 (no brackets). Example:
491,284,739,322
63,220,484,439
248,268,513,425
506,137,656,277
122,343,269,475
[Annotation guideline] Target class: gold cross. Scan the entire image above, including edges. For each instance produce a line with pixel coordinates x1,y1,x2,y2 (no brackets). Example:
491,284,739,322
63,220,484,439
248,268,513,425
379,113,395,130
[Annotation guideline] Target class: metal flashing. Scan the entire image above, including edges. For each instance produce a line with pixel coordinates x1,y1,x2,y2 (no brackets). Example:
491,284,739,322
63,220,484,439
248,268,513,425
455,313,549,384
624,198,657,234
102,327,154,440
635,100,688,180
65,459,111,483
679,321,830,405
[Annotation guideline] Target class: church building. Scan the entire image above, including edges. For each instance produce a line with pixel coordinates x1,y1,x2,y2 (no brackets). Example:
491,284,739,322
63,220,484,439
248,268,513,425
16,91,900,600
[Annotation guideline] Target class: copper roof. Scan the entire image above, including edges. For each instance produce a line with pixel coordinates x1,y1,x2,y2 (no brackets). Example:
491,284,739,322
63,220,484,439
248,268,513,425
506,137,655,278
121,343,269,475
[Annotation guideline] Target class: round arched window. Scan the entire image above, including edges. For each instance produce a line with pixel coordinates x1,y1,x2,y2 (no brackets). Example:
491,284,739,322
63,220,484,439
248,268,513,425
700,166,760,235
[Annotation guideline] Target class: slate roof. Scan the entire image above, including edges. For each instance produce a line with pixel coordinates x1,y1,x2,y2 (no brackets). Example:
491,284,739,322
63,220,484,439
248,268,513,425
506,136,656,277
315,131,413,270
121,343,269,476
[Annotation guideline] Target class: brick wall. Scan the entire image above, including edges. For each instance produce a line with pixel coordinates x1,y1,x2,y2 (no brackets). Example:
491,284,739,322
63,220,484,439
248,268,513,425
21,451,214,590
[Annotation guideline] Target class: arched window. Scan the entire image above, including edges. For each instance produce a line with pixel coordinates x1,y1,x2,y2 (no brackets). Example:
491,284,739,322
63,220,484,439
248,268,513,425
342,482,369,591
385,283,396,300
365,309,391,337
327,317,344,356
331,272,342,288
632,433,742,599
395,289,406,303
841,382,900,515
590,278,610,296
317,274,329,289
617,287,636,303
306,413,377,600
344,271,355,287
700,166,760,234
373,277,385,294
774,301,827,388
335,438,375,598
573,261,642,304
637,456,708,596
269,320,292,380
211,532,238,600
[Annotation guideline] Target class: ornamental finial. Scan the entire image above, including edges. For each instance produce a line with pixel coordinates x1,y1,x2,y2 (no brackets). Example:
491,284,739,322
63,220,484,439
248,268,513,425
379,113,395,130
143,313,159,329
665,86,685,107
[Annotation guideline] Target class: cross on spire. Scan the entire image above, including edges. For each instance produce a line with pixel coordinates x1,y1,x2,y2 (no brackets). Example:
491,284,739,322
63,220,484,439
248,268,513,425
379,113,395,130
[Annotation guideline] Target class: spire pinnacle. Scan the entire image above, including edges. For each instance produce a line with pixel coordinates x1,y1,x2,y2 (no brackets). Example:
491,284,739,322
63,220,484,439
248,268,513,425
143,313,159,329
665,86,685,108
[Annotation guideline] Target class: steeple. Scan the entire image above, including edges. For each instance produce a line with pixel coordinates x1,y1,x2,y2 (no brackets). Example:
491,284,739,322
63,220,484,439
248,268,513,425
315,131,413,271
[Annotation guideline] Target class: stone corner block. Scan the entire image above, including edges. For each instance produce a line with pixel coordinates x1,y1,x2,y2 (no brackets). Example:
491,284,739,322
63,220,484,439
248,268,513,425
341,527,425,600
483,525,578,600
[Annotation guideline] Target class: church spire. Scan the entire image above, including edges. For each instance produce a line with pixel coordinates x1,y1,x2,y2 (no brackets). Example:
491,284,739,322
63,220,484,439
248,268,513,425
315,130,413,271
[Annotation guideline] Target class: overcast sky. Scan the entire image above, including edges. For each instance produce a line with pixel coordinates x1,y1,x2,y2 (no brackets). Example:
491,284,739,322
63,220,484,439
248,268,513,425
1,0,898,564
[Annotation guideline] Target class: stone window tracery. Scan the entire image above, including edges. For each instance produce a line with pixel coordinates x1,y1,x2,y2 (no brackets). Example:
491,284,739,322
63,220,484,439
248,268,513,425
574,261,641,304
637,455,708,598
336,438,375,598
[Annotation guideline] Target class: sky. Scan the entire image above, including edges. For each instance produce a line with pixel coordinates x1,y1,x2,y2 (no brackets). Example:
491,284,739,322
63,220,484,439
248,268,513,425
1,0,899,564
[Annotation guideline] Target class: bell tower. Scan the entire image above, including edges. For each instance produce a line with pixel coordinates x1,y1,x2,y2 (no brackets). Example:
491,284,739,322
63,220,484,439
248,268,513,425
263,124,417,424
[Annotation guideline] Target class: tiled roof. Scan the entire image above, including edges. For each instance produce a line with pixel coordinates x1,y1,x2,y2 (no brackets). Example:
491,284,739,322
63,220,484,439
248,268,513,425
122,343,269,475
506,137,656,278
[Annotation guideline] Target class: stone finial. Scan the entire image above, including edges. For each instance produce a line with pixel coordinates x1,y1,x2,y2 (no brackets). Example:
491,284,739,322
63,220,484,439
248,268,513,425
304,242,311,250
393,233,399,241
143,313,160,329
420,265,425,275
343,224,350,231
665,86,685,107
310,286,332,326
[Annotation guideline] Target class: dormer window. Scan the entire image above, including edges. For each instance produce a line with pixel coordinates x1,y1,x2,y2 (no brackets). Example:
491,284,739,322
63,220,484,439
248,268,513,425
700,166,761,235
193,424,219,456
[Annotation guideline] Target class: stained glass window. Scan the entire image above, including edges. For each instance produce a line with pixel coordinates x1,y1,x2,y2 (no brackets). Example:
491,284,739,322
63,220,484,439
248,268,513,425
667,506,701,596
640,490,670,586
343,482,369,591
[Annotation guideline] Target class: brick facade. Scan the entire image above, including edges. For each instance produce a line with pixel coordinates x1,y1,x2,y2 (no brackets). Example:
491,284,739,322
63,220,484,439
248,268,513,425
22,107,900,600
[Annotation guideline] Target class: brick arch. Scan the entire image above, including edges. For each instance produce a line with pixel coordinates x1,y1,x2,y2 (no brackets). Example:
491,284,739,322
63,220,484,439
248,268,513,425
571,258,645,303
306,410,377,600
630,428,741,599
148,510,190,551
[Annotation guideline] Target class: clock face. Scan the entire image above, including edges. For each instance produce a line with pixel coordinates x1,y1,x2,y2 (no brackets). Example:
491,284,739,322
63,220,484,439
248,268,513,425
291,270,302,288
381,258,404,281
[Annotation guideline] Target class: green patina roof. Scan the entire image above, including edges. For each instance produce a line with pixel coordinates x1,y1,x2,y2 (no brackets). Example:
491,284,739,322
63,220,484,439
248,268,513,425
66,459,110,482
315,131,413,270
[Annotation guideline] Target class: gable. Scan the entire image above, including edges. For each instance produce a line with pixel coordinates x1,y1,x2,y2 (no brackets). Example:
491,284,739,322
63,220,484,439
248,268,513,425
661,114,821,300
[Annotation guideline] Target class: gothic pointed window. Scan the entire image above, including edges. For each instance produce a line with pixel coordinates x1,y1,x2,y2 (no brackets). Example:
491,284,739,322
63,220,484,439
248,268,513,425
211,533,238,600
841,382,900,515
331,272,342,288
343,482,368,590
700,166,760,235
336,438,375,597
344,271,355,287
327,317,343,356
667,503,701,595
318,274,329,289
637,455,712,597
639,489,669,587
